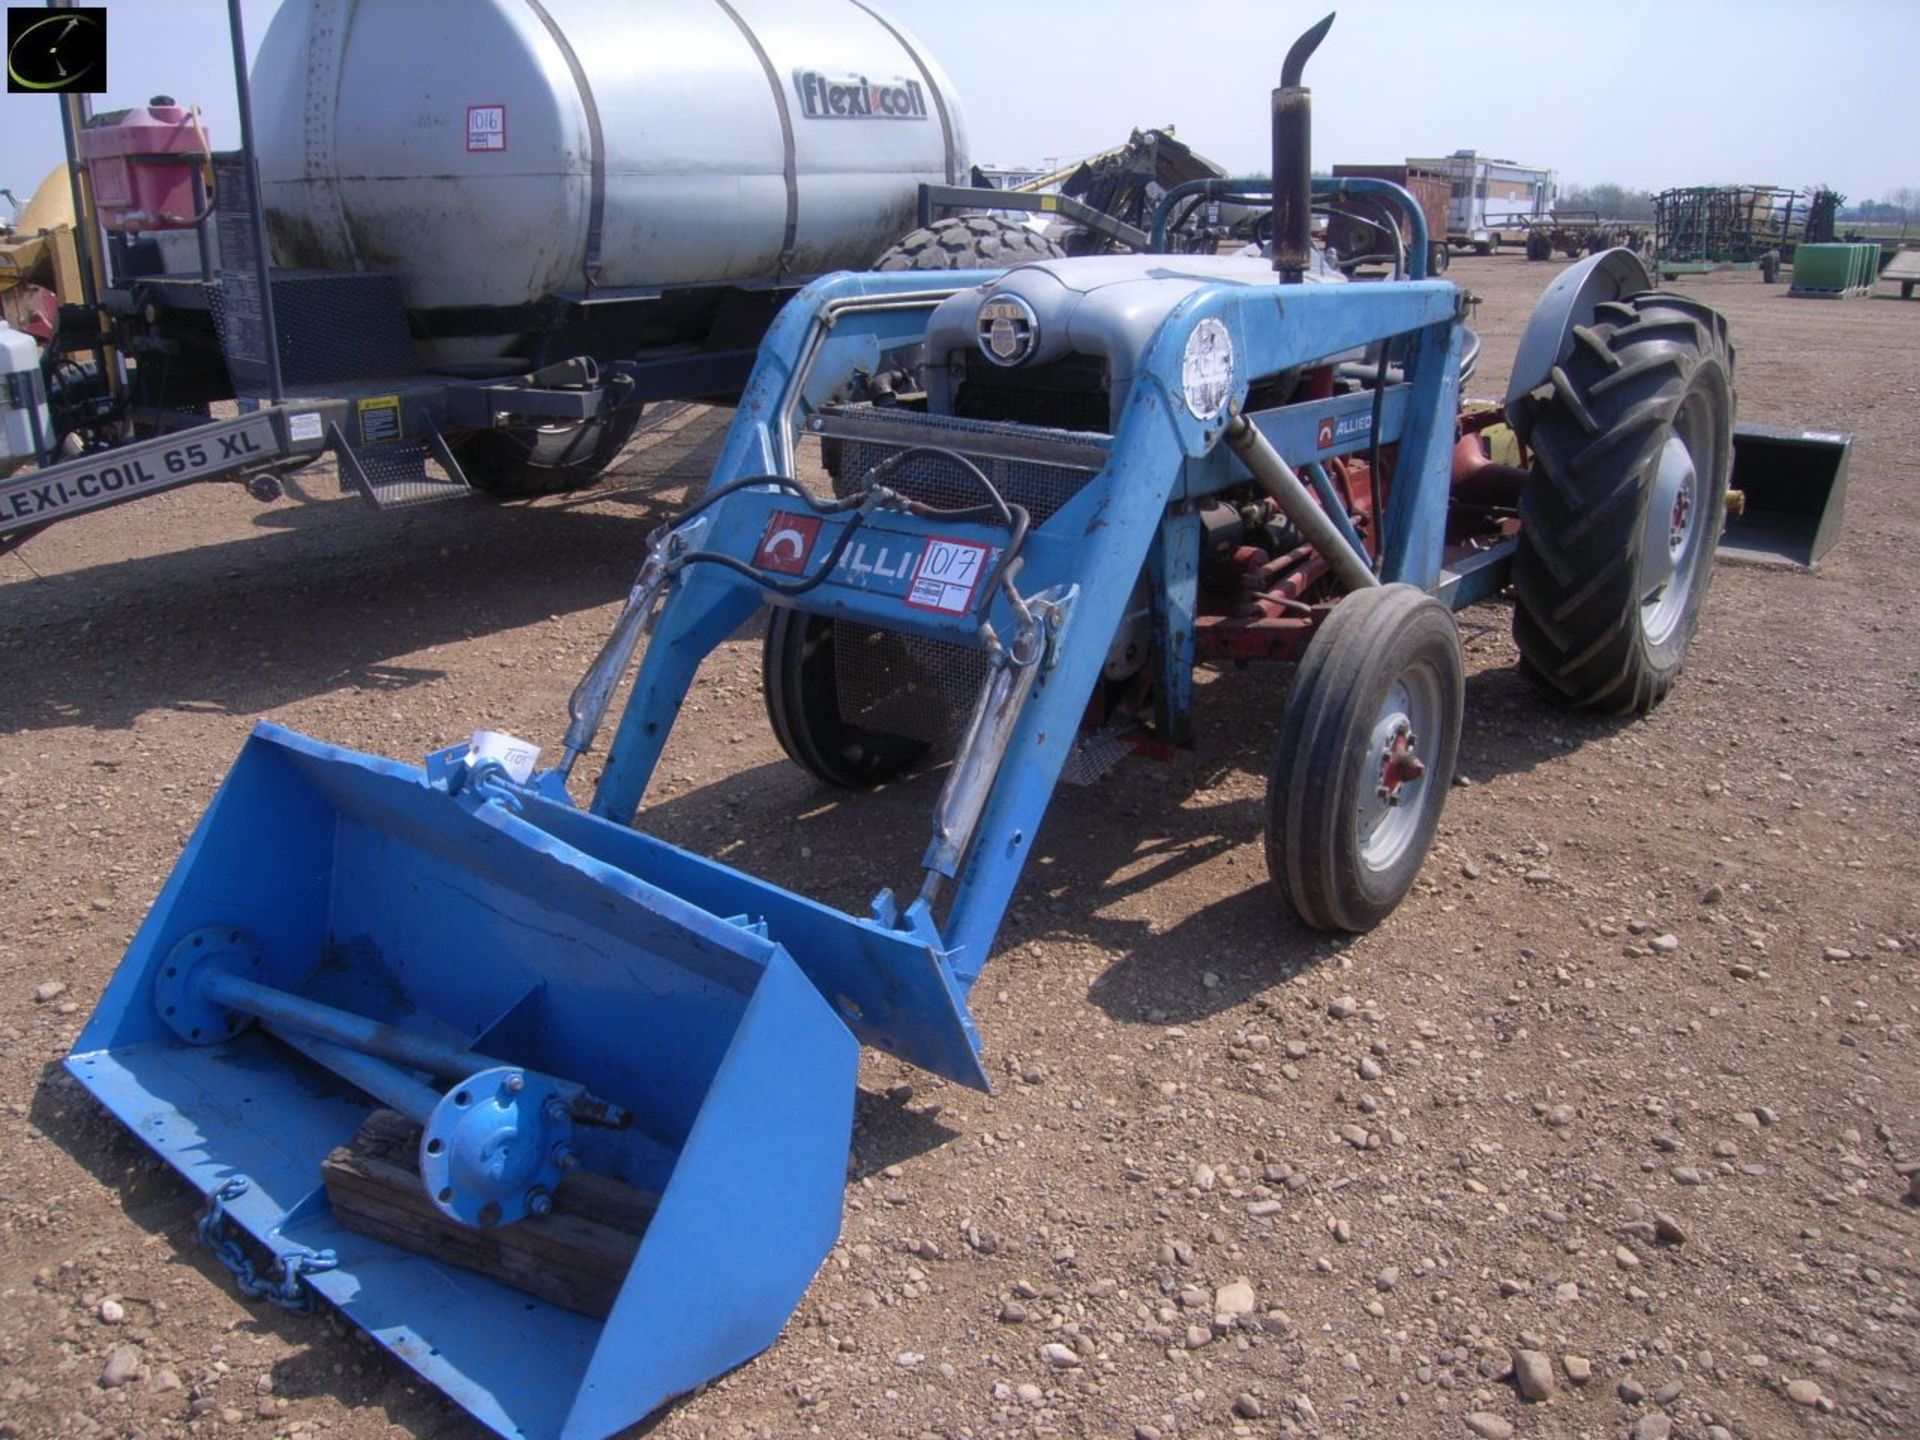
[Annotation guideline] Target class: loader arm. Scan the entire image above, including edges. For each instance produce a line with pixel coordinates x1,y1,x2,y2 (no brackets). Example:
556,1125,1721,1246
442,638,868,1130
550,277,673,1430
582,266,1464,1066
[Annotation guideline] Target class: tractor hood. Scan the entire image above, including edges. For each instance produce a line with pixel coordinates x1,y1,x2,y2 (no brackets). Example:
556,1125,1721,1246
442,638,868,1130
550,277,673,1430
923,252,1347,425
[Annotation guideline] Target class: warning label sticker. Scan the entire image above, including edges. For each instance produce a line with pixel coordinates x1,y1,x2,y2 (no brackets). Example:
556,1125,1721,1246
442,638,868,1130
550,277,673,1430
357,395,402,444
905,537,989,615
467,104,506,153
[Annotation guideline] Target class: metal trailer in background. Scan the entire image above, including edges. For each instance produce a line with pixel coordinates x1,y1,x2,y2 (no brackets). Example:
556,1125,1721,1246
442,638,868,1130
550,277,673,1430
1407,149,1556,254
1518,211,1650,261
2,0,972,548
1882,248,1920,300
1328,163,1452,274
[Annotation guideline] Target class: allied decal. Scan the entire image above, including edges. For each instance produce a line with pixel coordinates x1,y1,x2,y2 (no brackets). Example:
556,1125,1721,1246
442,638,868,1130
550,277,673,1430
1316,411,1372,449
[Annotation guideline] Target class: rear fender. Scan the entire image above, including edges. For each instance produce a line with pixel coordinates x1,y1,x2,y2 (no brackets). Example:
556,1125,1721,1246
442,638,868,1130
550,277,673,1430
1504,247,1654,422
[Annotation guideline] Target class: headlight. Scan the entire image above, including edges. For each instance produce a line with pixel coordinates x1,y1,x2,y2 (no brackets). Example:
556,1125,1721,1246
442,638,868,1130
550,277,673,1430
977,294,1039,367
1181,317,1235,420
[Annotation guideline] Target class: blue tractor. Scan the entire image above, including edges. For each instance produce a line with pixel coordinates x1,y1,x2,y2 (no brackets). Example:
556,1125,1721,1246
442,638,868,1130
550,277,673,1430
65,16,1733,1440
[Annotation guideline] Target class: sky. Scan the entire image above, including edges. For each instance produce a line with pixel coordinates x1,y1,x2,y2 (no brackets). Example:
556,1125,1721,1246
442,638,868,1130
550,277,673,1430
4,0,1915,208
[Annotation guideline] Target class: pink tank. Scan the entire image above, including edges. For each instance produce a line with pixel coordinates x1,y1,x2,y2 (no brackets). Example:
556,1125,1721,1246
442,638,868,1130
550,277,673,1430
78,97,211,232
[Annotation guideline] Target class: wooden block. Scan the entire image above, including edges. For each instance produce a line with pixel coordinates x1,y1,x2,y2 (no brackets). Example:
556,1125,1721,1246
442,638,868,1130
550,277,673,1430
321,1109,658,1320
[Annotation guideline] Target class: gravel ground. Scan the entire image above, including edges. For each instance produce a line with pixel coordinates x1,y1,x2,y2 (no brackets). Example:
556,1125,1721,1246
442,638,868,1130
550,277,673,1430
0,255,1915,1440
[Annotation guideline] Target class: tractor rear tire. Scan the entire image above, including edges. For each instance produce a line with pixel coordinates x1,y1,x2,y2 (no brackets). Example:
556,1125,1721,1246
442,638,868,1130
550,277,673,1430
1265,584,1465,933
873,214,1063,272
454,403,645,498
763,608,931,789
1507,292,1733,713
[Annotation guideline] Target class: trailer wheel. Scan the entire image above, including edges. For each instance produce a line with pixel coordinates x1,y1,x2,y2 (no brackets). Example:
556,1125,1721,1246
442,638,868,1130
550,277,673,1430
1474,240,1493,257
1525,231,1552,262
1264,584,1464,933
1507,292,1733,713
873,214,1063,271
453,402,644,498
763,608,930,789
1428,240,1450,275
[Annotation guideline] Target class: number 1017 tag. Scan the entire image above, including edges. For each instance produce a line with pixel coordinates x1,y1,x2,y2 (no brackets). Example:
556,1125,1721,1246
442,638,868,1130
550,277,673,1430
906,537,990,615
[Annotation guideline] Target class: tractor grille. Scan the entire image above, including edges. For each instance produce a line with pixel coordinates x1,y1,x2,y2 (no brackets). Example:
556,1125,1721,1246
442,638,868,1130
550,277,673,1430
955,353,1113,433
809,406,1110,743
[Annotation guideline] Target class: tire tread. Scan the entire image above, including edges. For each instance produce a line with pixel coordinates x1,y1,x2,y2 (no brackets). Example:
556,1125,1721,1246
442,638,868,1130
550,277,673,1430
1266,586,1465,933
1507,292,1734,713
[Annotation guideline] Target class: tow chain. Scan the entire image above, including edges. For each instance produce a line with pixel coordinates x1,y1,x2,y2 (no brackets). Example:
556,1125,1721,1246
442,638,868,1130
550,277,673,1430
197,1177,338,1312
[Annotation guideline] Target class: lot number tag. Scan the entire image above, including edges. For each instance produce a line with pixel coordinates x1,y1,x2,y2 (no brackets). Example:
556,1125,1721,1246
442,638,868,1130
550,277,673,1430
467,105,506,153
907,538,990,615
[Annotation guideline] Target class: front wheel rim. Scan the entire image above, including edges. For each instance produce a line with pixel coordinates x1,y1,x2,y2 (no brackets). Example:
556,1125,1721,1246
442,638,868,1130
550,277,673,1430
1357,665,1444,873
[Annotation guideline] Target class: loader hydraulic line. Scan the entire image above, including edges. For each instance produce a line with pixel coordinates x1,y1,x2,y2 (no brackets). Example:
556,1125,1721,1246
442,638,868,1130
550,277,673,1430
664,453,1030,600
562,449,1033,781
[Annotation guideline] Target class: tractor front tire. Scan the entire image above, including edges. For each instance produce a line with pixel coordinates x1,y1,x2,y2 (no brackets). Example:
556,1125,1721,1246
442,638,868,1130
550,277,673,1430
454,403,645,498
1507,292,1733,713
763,609,931,789
874,214,1063,272
1265,585,1465,933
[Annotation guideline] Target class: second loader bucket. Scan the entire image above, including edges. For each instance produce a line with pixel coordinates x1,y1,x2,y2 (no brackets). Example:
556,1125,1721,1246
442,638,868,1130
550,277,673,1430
66,723,860,1440
1723,422,1851,567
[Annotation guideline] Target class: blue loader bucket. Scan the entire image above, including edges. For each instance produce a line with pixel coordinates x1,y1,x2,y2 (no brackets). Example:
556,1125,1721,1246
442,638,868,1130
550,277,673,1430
65,723,861,1440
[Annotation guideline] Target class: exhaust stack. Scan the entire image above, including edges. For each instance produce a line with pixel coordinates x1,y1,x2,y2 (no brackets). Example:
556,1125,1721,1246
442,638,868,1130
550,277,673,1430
1273,12,1335,283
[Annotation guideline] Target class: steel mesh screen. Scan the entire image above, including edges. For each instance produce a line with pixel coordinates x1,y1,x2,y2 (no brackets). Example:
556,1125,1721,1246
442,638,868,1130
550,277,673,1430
811,407,1105,743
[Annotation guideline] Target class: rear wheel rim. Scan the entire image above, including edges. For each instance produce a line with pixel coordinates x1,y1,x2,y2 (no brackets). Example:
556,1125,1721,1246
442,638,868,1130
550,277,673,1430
1639,402,1711,647
1357,664,1443,873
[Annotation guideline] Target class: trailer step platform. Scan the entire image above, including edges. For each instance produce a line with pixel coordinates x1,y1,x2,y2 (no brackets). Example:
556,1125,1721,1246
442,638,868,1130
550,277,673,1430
331,420,473,510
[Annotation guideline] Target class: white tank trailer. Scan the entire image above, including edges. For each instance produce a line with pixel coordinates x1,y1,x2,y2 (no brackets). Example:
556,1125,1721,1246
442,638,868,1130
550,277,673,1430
238,0,966,490
255,0,964,359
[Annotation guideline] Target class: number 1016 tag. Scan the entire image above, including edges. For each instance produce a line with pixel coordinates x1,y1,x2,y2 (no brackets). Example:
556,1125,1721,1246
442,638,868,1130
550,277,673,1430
906,537,990,615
